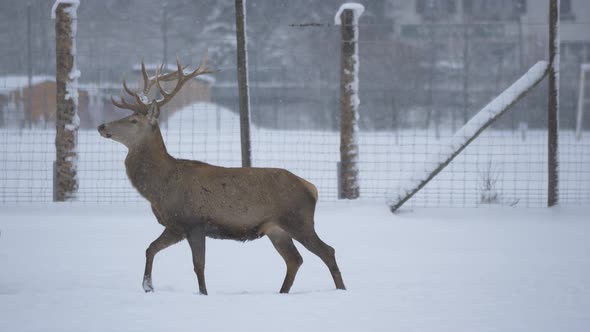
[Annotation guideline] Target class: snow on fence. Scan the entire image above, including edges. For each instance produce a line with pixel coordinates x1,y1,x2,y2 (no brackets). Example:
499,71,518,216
2,103,589,207
389,61,549,212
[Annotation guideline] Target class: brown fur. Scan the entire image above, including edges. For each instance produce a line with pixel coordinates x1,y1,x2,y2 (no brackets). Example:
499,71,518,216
98,112,345,295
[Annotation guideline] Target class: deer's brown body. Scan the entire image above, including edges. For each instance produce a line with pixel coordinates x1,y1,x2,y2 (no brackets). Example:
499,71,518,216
99,55,345,295
125,127,318,239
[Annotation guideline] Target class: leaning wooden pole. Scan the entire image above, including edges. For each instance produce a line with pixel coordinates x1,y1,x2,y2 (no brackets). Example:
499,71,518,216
336,3,364,199
53,0,80,201
547,0,560,207
389,61,549,213
235,0,252,167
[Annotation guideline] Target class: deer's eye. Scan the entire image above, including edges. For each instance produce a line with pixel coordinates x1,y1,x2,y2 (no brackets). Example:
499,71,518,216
130,119,138,124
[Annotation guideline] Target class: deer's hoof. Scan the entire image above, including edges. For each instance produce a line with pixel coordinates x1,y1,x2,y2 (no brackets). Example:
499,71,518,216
143,277,154,293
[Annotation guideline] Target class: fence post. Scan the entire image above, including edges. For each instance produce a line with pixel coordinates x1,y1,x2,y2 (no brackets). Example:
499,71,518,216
548,0,560,207
462,14,470,125
235,0,252,167
161,2,168,68
53,1,80,201
576,64,588,140
336,3,364,199
26,2,33,129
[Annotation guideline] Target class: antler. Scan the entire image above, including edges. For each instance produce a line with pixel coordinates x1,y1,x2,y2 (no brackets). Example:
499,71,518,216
111,52,214,114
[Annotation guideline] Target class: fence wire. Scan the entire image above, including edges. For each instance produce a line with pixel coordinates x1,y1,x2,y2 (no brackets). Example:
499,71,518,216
0,0,589,207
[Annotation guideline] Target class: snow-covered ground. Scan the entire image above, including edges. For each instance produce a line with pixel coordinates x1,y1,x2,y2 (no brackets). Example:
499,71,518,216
0,202,588,332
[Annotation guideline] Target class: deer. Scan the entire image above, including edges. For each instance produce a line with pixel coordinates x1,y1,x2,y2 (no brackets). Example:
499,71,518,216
97,53,346,295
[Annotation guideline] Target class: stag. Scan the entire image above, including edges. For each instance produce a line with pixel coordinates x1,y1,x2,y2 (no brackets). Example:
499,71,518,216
98,54,345,295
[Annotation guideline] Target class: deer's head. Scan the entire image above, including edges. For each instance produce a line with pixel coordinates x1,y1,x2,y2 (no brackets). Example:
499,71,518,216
98,54,213,148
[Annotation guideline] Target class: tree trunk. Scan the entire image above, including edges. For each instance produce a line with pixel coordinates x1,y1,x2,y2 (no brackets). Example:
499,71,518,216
54,2,79,201
338,5,363,199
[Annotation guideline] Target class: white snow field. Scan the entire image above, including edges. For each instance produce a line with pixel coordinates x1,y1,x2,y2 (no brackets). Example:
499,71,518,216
0,202,589,332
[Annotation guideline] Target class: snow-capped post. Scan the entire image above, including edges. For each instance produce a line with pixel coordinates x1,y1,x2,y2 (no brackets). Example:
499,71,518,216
234,0,252,167
336,3,364,199
547,0,560,207
389,61,549,213
52,0,80,201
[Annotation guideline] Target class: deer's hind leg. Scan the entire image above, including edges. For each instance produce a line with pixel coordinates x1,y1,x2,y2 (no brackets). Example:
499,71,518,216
298,231,345,290
280,214,346,291
266,225,303,294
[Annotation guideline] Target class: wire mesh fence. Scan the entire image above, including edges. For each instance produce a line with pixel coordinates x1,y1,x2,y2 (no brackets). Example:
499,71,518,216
0,0,589,207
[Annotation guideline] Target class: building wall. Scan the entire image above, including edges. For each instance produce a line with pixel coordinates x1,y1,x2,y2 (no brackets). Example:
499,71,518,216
523,0,590,42
0,78,211,129
389,0,588,41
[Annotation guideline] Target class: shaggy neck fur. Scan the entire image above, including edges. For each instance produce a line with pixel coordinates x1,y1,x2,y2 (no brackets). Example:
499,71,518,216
124,126,175,201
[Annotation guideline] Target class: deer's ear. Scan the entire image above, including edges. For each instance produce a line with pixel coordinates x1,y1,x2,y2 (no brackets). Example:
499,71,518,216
147,100,160,126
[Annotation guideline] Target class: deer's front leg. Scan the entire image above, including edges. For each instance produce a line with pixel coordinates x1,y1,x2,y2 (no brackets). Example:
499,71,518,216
187,226,208,295
143,228,183,292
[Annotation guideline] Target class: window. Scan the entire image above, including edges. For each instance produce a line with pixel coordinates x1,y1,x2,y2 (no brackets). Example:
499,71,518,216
561,0,571,13
563,42,590,63
560,0,575,20
515,0,526,14
463,0,526,20
416,0,457,20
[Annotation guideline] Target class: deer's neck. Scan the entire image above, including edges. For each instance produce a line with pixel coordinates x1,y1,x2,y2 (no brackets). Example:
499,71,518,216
124,128,175,201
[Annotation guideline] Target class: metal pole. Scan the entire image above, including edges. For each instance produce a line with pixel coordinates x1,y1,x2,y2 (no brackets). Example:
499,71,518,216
516,16,528,137
576,65,587,140
161,2,169,129
235,0,252,167
161,2,168,67
462,15,470,125
26,2,32,129
548,0,560,207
